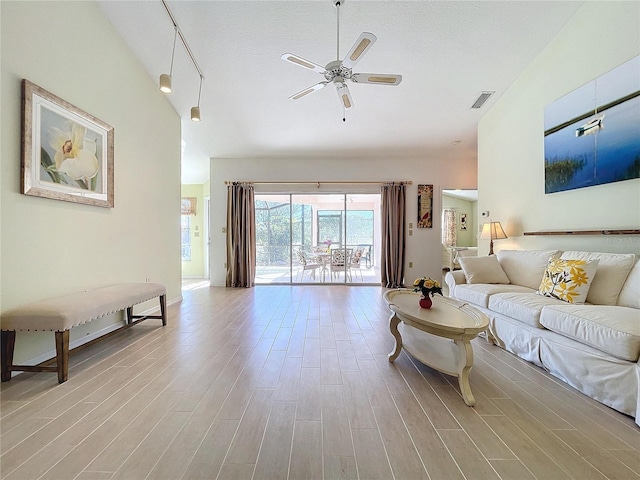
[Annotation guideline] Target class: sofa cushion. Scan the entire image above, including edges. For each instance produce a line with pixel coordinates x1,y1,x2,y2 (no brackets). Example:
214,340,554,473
497,249,561,289
560,251,636,305
618,259,640,309
540,305,640,361
489,292,566,328
536,258,599,304
459,255,510,284
454,284,533,308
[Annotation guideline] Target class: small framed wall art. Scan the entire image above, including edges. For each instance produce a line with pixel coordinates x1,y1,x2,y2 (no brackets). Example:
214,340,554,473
21,80,114,208
417,184,433,228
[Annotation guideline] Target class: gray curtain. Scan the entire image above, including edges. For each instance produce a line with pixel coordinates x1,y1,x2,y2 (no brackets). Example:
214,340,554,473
380,183,406,288
226,183,256,287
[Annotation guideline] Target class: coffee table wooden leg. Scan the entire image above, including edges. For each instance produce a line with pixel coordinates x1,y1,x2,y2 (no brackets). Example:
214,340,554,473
455,339,476,406
388,313,402,362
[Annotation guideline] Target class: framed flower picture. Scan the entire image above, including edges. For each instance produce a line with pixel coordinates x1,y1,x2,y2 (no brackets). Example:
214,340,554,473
21,80,114,208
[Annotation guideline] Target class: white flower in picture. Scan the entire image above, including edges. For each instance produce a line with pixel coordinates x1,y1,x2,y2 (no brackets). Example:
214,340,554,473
48,122,99,189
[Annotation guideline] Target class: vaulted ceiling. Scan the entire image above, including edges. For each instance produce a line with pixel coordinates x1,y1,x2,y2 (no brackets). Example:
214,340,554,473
98,1,584,183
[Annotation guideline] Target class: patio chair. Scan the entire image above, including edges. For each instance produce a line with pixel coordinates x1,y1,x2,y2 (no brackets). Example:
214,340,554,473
349,249,364,281
295,249,321,282
329,248,352,281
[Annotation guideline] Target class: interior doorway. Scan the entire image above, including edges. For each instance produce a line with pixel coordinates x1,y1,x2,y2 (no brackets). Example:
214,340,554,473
204,195,210,279
441,189,478,272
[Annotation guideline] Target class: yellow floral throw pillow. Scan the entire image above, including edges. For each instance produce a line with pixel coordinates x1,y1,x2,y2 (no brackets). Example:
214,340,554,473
537,258,599,304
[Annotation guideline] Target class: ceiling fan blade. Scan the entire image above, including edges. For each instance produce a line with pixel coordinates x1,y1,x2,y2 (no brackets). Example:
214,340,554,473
281,53,327,74
352,73,402,86
289,82,328,100
336,82,354,109
342,32,377,69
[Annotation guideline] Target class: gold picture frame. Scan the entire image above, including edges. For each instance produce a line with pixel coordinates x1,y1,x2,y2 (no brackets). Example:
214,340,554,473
21,80,114,208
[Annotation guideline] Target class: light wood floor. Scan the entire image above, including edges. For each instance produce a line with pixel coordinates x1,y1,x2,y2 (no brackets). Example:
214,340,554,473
1,285,639,480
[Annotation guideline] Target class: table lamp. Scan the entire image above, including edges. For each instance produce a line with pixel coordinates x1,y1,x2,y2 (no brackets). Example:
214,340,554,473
480,221,507,255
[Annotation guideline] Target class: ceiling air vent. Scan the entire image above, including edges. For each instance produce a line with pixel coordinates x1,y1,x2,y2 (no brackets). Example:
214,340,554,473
470,91,495,109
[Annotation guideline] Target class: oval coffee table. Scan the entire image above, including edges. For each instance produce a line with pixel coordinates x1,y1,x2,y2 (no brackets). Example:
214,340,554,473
383,289,489,406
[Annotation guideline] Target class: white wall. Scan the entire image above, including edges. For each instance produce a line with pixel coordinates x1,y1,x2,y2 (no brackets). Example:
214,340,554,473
1,2,182,364
479,1,640,256
210,155,477,286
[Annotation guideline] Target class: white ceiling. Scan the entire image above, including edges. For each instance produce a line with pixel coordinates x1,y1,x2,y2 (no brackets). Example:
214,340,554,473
97,1,584,184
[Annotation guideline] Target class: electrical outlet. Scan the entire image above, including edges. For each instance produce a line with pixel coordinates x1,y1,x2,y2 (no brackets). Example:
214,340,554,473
409,262,413,268
409,229,413,236
145,277,150,283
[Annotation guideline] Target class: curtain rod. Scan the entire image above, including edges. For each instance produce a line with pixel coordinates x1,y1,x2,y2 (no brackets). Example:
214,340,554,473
224,181,413,186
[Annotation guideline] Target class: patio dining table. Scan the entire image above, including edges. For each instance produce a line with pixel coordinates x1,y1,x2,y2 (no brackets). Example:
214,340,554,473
313,252,331,282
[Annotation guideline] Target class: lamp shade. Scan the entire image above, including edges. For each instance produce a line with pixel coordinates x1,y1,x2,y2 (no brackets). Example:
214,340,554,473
481,221,507,240
159,73,172,93
480,221,507,255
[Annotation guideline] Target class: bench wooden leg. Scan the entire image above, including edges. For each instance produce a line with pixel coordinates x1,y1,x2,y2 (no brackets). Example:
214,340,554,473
1,331,16,382
160,294,167,326
55,330,69,383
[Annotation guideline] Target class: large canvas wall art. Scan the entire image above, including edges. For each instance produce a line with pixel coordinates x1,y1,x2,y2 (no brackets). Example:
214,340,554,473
21,80,114,207
544,56,640,194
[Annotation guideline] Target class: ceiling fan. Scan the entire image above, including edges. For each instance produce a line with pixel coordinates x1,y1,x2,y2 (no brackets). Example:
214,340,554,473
281,0,402,117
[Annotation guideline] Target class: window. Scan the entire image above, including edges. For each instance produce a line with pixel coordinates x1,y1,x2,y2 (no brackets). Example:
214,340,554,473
181,215,191,261
442,208,457,247
317,211,343,246
318,210,374,247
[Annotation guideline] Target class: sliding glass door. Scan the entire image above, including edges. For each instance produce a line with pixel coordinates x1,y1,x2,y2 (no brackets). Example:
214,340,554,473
254,193,380,285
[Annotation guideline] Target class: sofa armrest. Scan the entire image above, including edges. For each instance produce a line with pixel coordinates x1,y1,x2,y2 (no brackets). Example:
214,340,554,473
445,270,466,293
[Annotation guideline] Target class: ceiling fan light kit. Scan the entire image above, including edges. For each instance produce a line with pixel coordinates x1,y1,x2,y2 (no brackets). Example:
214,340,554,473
281,0,402,117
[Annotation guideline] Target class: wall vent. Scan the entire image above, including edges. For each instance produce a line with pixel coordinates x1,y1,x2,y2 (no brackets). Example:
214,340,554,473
470,91,495,109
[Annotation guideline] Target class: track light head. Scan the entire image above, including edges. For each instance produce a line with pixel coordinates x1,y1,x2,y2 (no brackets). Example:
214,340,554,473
190,106,201,122
159,73,172,94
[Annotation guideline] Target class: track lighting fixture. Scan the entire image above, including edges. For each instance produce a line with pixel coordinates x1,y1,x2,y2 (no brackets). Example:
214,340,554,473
191,75,203,122
159,25,178,94
160,0,206,120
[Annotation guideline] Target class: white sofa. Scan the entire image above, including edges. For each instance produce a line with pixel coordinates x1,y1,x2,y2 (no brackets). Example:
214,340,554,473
445,249,640,425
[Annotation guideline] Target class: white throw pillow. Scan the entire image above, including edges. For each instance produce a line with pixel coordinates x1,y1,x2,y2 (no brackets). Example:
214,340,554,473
459,256,510,284
618,259,640,309
537,257,599,304
561,251,635,305
496,250,561,289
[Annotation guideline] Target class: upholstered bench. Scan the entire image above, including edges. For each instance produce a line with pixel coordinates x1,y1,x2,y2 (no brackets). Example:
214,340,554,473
1,283,167,383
